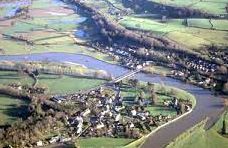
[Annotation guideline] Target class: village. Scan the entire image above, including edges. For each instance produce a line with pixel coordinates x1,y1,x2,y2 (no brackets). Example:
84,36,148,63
0,60,194,147
88,39,226,92
34,78,193,147
0,0,227,148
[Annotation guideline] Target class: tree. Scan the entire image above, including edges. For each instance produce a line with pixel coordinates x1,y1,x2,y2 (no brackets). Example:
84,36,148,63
226,3,228,13
223,81,228,95
147,82,155,92
150,90,157,105
136,48,147,57
161,15,167,23
138,89,145,99
128,79,139,88
0,48,5,54
217,65,227,74
222,99,228,135
148,83,157,105
221,118,226,135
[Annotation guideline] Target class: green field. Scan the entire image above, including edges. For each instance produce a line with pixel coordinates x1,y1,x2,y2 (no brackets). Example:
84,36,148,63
0,95,28,125
167,114,228,148
118,0,228,52
0,70,105,94
120,82,195,117
37,74,105,94
0,0,116,64
79,137,134,148
149,0,228,15
120,16,228,50
31,0,64,9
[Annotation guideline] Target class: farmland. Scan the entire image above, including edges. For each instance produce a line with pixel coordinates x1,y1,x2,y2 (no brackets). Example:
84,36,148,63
167,113,228,148
0,95,28,125
120,17,228,51
148,0,228,15
0,0,116,64
0,0,227,148
0,70,106,94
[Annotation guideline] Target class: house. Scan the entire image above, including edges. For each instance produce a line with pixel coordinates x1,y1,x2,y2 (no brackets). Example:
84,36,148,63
51,96,66,103
59,137,71,143
36,141,43,147
49,135,60,144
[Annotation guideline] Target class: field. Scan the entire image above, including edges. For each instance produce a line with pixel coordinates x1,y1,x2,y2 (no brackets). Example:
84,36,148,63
0,0,116,64
71,0,228,54
0,70,105,94
149,0,228,15
0,95,28,125
166,113,228,148
117,0,228,53
78,137,134,148
120,16,228,51
0,69,105,125
121,81,195,117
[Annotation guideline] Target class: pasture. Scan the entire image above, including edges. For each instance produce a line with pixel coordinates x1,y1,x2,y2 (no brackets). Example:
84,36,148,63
120,16,228,50
0,95,28,125
166,113,228,148
149,0,228,15
0,70,105,94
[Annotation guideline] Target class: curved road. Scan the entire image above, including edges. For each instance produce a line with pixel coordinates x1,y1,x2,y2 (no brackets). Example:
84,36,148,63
138,73,224,148
0,53,225,148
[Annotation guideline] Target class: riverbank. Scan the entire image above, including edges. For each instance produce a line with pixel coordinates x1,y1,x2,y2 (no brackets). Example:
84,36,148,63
0,52,224,148
0,70,195,148
63,0,228,95
0,0,226,147
166,112,228,148
0,60,112,80
0,0,117,64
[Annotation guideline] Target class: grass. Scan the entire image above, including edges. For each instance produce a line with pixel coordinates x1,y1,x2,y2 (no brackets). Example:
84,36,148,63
0,0,116,65
37,74,105,94
120,82,195,117
149,0,228,15
144,65,172,76
31,0,63,9
0,70,105,94
121,82,196,147
166,113,228,148
0,95,28,125
120,16,228,50
0,37,115,64
78,137,134,148
146,106,176,116
0,70,33,86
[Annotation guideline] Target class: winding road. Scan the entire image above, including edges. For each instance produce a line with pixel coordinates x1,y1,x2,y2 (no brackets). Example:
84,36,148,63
0,53,224,147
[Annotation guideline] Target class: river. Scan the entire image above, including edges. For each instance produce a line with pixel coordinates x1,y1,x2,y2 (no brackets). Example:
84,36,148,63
0,0,225,147
0,52,224,147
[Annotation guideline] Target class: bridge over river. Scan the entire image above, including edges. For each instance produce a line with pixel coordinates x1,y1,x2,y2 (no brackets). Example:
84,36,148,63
0,53,225,148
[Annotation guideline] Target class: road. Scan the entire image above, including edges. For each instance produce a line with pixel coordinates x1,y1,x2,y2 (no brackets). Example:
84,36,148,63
0,53,225,148
137,73,224,148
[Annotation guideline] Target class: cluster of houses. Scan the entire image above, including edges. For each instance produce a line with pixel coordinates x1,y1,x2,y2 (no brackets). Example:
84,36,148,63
163,97,192,115
185,59,217,73
92,41,151,69
48,83,192,145
95,40,224,91
171,69,217,88
209,50,228,65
